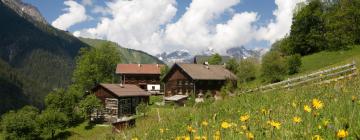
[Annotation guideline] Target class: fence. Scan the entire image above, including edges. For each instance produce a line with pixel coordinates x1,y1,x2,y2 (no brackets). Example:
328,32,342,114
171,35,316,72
244,61,357,93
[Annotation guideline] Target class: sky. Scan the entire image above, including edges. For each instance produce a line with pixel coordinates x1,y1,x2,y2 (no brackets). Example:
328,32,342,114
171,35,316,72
23,0,305,55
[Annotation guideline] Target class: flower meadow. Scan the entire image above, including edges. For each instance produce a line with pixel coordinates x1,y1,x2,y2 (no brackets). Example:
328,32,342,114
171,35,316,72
119,78,360,140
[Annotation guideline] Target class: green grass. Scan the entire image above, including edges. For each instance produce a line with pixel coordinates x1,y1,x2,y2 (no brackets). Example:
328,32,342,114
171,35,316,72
68,77,360,139
65,122,112,140
298,46,360,75
66,48,360,139
243,46,360,89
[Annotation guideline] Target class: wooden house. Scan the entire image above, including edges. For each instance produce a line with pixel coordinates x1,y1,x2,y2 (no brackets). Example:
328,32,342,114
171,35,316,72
93,84,150,129
116,64,164,94
162,63,237,102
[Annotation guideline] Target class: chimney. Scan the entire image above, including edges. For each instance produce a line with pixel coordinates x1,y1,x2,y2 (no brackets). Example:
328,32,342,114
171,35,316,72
204,61,209,69
156,64,159,68
119,83,124,88
138,64,141,67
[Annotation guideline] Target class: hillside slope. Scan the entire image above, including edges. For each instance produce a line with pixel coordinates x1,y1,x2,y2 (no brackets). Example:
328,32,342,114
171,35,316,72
80,38,164,64
0,0,89,114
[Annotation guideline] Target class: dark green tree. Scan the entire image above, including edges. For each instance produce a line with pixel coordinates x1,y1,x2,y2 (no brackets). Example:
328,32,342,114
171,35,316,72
160,65,170,82
208,53,222,65
37,109,68,139
1,106,40,140
78,94,102,120
45,89,79,125
225,58,239,74
261,51,287,83
290,0,326,55
286,54,302,75
72,44,122,94
324,0,360,50
237,58,258,83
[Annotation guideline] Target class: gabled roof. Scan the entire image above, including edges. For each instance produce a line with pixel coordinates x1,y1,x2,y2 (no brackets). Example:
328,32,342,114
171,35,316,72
116,64,164,74
163,63,237,81
95,84,150,97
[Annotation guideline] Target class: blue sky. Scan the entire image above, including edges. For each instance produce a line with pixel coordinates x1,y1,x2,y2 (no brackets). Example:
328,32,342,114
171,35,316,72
23,0,302,55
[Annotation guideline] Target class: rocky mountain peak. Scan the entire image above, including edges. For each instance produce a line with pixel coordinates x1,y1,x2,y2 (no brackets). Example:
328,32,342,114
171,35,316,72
1,0,47,24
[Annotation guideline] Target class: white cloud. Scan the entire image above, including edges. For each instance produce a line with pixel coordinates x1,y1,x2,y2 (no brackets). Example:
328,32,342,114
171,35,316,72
256,0,305,43
75,0,177,54
82,0,93,6
73,0,305,55
52,1,89,31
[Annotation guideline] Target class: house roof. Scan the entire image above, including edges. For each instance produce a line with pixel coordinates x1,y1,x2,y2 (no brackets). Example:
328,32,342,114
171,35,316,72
164,95,188,101
116,64,164,74
164,63,237,81
96,84,150,97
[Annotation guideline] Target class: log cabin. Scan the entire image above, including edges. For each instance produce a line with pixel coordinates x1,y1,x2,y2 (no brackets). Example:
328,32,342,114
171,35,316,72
93,84,150,130
162,63,237,103
116,64,164,94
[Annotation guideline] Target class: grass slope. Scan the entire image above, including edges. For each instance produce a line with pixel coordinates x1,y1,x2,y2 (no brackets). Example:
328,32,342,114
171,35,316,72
68,77,360,139
80,38,164,64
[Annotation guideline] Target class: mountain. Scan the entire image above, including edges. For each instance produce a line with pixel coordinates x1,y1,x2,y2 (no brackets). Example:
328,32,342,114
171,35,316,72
80,38,164,64
0,0,90,114
158,47,268,64
226,46,268,59
0,0,165,114
156,50,193,64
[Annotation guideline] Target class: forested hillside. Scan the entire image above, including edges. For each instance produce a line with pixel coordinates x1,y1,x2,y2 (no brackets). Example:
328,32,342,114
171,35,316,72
80,38,163,64
0,0,163,115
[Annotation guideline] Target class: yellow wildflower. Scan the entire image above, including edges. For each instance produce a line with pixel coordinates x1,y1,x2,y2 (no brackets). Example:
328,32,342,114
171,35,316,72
187,125,196,133
240,114,250,122
202,120,209,127
184,136,191,140
241,125,247,131
261,108,269,115
213,131,221,140
312,99,324,109
245,132,254,140
322,119,330,127
292,101,297,108
131,137,139,140
267,120,281,129
352,96,357,103
159,128,164,134
221,121,231,129
337,129,349,139
312,135,322,140
292,116,302,124
304,105,312,113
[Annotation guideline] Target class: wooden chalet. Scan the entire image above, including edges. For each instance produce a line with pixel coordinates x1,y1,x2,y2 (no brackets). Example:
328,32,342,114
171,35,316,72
162,63,237,102
116,64,164,94
93,84,150,130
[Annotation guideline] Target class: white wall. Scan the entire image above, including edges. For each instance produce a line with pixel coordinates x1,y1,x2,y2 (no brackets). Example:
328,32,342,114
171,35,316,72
147,84,161,91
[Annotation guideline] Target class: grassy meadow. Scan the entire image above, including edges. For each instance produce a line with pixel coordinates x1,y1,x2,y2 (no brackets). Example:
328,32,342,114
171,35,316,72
66,76,360,140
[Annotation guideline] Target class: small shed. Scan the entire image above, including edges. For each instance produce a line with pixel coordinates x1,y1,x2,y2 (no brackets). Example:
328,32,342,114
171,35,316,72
93,84,150,130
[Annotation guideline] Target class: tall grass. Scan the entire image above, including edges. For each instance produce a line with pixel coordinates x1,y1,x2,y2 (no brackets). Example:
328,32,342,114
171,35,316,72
68,77,360,139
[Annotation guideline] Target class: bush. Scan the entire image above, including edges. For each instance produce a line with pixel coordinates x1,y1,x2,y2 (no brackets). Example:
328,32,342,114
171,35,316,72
237,58,258,83
286,54,302,75
1,106,40,140
261,51,287,83
136,102,149,116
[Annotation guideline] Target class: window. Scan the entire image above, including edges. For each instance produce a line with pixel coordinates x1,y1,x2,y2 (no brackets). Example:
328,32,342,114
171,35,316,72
152,86,155,90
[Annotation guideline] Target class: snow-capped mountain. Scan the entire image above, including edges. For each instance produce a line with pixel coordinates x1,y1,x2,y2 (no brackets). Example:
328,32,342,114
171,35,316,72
226,46,268,59
156,50,193,64
158,47,269,64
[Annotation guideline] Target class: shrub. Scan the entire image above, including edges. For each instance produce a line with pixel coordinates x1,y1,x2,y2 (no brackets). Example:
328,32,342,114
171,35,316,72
261,51,287,83
1,106,40,140
237,58,258,83
286,54,302,75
